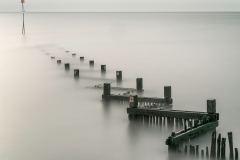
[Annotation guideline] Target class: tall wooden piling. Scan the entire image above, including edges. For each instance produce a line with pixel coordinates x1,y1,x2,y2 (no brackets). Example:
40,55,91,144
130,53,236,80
228,132,234,160
89,60,94,67
210,130,217,158
164,86,171,105
116,71,122,82
206,146,209,159
201,150,204,158
235,148,238,160
80,57,84,61
207,99,216,114
74,69,79,77
217,133,221,159
196,145,199,157
103,83,111,95
65,63,70,70
136,78,143,91
221,138,226,160
101,65,106,73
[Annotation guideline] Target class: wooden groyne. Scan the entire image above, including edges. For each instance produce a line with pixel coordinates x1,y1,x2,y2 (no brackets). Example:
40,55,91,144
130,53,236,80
102,83,172,105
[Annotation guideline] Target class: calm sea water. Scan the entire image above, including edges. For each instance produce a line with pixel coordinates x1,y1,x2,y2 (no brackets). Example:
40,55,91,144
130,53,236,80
0,13,240,160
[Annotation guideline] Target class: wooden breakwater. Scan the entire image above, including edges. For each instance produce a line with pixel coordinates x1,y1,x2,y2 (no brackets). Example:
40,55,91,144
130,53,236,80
102,83,173,105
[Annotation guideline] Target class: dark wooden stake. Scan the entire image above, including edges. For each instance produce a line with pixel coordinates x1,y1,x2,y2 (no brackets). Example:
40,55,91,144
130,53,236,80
80,57,84,61
65,63,70,70
235,148,238,160
74,69,79,77
164,86,171,105
228,132,234,160
201,150,204,158
221,138,226,160
89,60,94,67
136,78,143,91
211,130,217,158
103,83,111,95
196,145,199,157
116,71,122,82
101,65,106,73
217,133,222,159
57,60,61,64
206,146,209,159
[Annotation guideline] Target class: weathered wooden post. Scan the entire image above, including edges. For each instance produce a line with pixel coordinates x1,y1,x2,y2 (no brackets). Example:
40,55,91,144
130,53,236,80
206,146,209,159
57,60,61,64
80,57,84,61
116,71,122,82
101,65,106,73
164,86,172,105
210,130,217,158
89,60,94,67
235,148,238,160
207,99,216,115
192,146,195,156
51,57,55,59
65,63,70,70
184,119,187,132
184,145,187,154
103,83,111,95
217,133,222,159
136,78,143,91
228,132,234,160
221,138,226,160
129,95,138,108
201,150,204,158
196,145,199,157
74,69,79,77
72,53,76,56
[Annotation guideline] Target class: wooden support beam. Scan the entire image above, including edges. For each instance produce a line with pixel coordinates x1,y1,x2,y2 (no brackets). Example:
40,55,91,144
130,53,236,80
210,130,217,158
228,132,234,160
217,133,221,159
127,108,218,121
221,138,226,160
165,121,218,146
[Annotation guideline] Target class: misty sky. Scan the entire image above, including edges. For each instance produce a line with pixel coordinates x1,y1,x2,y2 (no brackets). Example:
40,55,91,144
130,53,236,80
0,0,240,12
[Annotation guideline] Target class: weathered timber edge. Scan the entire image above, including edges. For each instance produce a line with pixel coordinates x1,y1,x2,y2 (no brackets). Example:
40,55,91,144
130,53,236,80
127,108,219,121
102,94,172,104
166,121,218,146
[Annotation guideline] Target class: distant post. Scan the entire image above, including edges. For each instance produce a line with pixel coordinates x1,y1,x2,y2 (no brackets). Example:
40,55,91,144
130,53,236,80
103,83,111,95
74,69,79,77
80,57,84,61
129,95,138,108
21,0,25,34
164,86,172,105
101,65,106,73
136,78,143,91
89,60,94,67
116,71,122,82
65,63,70,70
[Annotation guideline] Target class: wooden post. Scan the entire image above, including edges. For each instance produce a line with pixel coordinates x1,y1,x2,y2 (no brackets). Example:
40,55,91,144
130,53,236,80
129,95,138,108
207,99,216,114
196,145,199,157
72,53,76,56
201,150,204,158
206,146,209,159
116,71,122,82
221,138,226,160
184,145,187,154
228,132,234,160
51,57,55,59
184,119,187,132
74,69,79,77
210,130,217,158
103,83,111,95
101,65,106,73
164,86,171,105
57,60,61,64
89,60,94,67
65,63,70,70
235,148,238,160
217,133,221,159
80,57,84,61
136,78,143,91
192,145,195,156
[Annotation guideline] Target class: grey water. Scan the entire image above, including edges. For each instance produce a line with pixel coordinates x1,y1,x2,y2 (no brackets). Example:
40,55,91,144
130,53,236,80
0,12,240,160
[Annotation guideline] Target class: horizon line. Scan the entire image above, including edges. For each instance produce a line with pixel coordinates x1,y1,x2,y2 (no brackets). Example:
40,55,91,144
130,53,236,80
0,11,240,13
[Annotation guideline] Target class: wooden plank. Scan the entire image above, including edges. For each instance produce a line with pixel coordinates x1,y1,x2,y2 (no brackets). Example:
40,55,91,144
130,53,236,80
102,94,172,104
166,121,218,146
127,108,218,121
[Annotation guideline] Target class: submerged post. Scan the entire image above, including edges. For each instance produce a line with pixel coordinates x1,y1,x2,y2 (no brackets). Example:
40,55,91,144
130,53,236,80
103,83,111,95
136,78,143,91
210,130,217,159
57,60,61,64
72,53,76,56
80,57,84,61
164,86,172,105
65,63,70,70
235,148,238,160
206,146,209,159
101,65,106,73
89,60,94,67
51,57,55,59
116,71,122,82
217,134,221,159
228,132,234,160
74,69,79,77
221,138,226,160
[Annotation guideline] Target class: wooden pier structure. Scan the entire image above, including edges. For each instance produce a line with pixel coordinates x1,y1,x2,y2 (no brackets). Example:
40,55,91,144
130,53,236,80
102,83,172,105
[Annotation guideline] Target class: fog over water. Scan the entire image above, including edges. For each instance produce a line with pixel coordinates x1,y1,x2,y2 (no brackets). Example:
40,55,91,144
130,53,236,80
0,13,240,160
